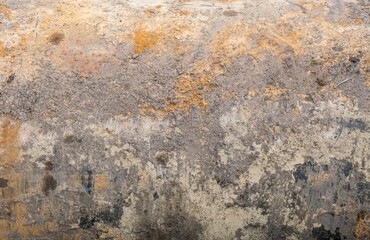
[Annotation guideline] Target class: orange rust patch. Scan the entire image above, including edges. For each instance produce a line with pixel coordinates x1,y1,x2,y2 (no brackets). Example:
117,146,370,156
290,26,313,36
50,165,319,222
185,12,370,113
355,211,370,240
0,4,11,20
138,7,368,116
309,173,331,186
0,201,58,239
0,42,15,58
0,42,6,57
0,117,21,165
132,28,161,53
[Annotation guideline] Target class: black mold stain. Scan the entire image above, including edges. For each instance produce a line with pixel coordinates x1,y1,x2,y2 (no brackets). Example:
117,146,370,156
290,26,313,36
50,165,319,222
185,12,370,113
312,225,344,240
153,191,159,200
97,200,124,227
79,215,96,229
78,199,124,229
42,173,57,196
81,170,93,194
293,164,308,183
0,178,8,188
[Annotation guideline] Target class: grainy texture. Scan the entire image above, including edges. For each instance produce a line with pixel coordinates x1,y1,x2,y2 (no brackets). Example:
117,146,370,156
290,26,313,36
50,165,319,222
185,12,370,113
0,0,369,239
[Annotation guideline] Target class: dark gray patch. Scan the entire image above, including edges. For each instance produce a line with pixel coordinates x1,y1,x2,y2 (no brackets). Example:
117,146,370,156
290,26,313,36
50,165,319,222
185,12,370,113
0,178,8,188
268,225,296,240
6,73,15,84
63,134,82,143
312,225,344,240
156,213,203,240
357,182,370,204
214,167,237,187
45,161,53,171
42,173,57,196
293,164,308,183
153,191,159,200
343,162,353,177
337,118,368,134
235,228,244,240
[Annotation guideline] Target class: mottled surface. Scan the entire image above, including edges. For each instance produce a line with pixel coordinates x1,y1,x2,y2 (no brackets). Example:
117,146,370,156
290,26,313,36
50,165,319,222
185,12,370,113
0,0,369,239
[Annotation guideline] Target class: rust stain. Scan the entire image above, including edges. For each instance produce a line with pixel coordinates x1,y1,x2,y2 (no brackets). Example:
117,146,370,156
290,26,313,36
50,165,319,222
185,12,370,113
0,42,14,58
309,173,331,186
0,117,21,165
0,4,12,20
67,174,110,190
0,117,55,239
132,28,161,53
216,0,237,3
263,84,288,101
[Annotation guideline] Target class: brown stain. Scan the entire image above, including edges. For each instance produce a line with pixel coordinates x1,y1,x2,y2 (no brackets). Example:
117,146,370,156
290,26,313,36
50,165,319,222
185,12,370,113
355,211,370,240
0,4,12,20
42,173,57,196
223,10,238,17
0,178,8,188
49,32,65,45
35,2,121,79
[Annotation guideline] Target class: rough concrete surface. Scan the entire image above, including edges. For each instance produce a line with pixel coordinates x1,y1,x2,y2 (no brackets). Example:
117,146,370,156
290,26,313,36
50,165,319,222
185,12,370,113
0,0,369,239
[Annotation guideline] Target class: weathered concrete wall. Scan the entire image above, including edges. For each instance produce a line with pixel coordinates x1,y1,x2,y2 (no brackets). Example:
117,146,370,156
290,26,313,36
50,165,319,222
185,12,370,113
0,0,369,239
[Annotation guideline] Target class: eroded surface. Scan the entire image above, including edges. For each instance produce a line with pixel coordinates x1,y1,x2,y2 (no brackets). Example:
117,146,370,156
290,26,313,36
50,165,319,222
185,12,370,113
0,0,369,239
